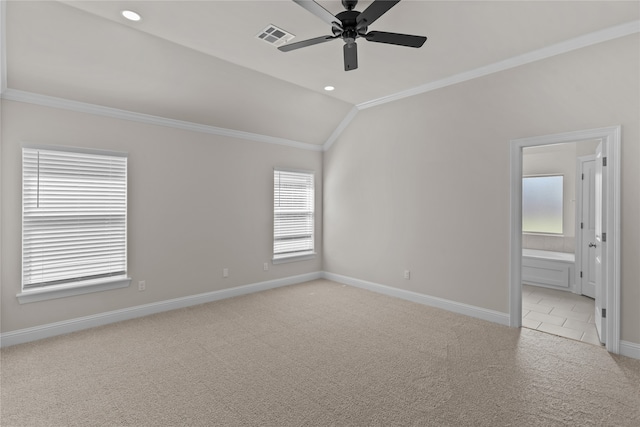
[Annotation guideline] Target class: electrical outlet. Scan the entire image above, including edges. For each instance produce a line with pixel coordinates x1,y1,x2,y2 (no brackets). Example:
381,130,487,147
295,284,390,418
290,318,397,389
223,268,229,278
263,262,269,271
138,280,146,291
404,270,410,280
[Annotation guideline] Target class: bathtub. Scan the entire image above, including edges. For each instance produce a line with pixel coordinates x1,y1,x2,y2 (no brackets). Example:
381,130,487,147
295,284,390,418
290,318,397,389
522,249,575,291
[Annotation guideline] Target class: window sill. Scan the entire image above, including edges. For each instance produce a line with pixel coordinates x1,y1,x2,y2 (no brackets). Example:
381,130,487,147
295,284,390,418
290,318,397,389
17,276,131,304
272,253,316,265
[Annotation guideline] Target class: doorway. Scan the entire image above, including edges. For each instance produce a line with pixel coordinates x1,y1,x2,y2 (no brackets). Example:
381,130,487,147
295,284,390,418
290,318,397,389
520,141,600,344
509,126,621,354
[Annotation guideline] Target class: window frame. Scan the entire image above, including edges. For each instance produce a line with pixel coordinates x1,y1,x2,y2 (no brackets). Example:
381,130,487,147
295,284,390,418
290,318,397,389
273,168,316,264
18,144,131,304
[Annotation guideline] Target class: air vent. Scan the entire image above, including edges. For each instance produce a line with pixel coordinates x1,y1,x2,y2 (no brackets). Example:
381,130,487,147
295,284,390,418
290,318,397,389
256,25,294,47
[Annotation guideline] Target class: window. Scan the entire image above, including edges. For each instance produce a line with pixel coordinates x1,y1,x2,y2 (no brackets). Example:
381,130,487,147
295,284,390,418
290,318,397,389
273,169,315,262
21,146,129,301
522,175,563,234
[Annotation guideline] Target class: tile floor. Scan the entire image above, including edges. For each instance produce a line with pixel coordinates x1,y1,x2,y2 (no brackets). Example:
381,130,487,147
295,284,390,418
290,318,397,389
522,284,602,346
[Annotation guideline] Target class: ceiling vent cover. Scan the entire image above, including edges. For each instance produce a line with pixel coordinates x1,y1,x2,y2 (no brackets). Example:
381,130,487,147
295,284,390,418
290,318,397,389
256,25,294,47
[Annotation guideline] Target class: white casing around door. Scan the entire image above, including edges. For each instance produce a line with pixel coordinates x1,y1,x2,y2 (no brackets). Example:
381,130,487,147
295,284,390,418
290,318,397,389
594,142,606,345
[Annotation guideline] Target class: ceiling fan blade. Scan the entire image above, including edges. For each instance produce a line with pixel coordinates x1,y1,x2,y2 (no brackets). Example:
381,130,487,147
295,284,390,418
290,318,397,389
293,0,342,29
364,31,427,48
278,35,339,52
356,0,400,30
343,42,358,71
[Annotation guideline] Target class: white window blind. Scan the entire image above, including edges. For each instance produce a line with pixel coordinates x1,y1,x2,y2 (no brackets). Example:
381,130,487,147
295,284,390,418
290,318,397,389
22,147,128,290
273,169,314,260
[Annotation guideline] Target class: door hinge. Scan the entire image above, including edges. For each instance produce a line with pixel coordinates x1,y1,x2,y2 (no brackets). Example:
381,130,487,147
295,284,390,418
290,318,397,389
580,271,583,278
581,173,584,180
602,232,607,242
603,157,607,166
581,222,583,229
602,308,606,318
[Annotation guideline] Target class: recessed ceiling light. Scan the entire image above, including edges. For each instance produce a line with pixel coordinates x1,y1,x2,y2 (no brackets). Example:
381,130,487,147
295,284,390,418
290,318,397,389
121,10,141,22
324,86,335,91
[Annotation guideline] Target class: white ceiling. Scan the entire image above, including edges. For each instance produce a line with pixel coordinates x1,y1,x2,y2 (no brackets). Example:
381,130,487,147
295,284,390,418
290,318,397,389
4,1,639,146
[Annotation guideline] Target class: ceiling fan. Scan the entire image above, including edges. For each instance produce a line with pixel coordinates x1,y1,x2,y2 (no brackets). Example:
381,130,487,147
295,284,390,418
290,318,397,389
278,0,427,71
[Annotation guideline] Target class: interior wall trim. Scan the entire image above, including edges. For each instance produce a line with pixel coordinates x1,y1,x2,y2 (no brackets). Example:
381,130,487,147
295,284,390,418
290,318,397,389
321,20,639,150
0,272,323,348
2,20,636,153
356,20,640,111
620,341,640,360
0,89,324,152
322,272,510,326
2,271,638,360
323,106,359,151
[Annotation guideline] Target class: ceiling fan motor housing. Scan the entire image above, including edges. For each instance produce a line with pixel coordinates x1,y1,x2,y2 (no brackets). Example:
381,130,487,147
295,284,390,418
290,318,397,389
334,10,366,43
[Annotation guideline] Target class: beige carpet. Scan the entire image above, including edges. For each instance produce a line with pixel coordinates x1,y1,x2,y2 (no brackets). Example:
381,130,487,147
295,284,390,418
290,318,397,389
1,279,639,426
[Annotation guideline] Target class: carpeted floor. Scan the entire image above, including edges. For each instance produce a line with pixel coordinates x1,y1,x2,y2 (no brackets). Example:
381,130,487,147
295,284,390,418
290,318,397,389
1,279,639,426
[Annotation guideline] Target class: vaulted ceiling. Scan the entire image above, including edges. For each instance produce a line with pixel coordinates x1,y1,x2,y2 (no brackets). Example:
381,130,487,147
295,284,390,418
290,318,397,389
3,1,639,147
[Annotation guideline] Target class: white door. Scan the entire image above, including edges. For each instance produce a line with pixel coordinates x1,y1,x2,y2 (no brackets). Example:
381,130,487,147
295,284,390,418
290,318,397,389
580,159,596,298
593,142,606,344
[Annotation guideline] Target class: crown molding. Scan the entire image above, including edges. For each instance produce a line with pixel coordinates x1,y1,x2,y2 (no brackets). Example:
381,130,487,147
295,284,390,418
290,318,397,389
320,20,639,150
323,106,359,151
2,17,637,152
357,20,640,110
1,89,324,152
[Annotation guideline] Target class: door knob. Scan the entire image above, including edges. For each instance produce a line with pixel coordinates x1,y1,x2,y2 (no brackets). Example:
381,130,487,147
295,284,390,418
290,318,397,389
589,242,597,248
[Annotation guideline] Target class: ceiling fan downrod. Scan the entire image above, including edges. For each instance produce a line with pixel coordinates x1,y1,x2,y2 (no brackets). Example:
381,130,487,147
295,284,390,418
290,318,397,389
342,0,358,11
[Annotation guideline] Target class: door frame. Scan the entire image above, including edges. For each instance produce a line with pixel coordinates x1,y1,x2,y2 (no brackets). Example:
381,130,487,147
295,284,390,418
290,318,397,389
575,154,596,297
509,126,621,354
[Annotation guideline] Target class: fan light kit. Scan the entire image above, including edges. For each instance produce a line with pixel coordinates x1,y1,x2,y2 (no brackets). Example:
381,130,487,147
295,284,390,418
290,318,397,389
278,0,427,71
121,10,141,22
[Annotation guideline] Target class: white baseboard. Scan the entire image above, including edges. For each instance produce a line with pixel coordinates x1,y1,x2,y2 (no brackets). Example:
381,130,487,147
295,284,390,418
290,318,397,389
0,272,322,348
3,270,637,360
322,272,510,326
620,340,640,360
322,273,640,360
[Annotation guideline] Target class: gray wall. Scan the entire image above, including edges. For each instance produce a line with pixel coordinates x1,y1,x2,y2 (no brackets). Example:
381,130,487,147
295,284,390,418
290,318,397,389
323,35,639,344
1,100,323,332
1,34,638,348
